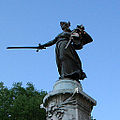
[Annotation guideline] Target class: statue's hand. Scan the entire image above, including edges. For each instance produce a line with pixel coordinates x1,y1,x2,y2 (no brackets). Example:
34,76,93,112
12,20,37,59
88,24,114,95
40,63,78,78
38,44,46,49
36,44,46,52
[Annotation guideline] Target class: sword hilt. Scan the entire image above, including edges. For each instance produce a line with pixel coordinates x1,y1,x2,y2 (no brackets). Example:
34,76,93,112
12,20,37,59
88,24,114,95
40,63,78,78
36,43,46,52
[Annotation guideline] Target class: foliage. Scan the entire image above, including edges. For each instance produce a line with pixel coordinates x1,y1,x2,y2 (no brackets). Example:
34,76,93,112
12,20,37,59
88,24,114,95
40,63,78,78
0,82,47,120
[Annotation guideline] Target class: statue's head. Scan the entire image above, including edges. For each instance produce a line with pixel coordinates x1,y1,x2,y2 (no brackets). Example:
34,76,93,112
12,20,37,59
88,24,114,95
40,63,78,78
60,21,71,31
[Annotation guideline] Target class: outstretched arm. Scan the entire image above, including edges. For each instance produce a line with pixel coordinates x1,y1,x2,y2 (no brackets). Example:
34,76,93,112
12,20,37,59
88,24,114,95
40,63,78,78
42,37,58,48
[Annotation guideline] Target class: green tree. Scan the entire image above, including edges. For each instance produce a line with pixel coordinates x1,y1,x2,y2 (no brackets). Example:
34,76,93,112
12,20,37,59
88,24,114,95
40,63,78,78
0,82,47,120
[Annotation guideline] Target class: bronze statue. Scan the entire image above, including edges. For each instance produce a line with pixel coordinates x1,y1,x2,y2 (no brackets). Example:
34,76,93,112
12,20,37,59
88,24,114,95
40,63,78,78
40,22,93,81
7,21,93,82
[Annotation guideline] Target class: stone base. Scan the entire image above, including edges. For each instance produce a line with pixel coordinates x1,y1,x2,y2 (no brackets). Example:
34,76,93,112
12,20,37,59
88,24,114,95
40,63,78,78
43,79,96,120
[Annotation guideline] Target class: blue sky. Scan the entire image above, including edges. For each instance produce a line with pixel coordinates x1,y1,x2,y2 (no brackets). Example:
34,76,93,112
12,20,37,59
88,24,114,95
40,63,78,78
0,0,120,119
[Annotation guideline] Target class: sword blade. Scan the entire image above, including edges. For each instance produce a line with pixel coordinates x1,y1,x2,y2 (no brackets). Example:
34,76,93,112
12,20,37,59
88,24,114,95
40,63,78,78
7,47,40,49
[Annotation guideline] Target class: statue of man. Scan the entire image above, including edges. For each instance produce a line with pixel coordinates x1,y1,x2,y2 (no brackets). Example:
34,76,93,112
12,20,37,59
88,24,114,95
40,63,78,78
7,21,93,82
41,21,93,82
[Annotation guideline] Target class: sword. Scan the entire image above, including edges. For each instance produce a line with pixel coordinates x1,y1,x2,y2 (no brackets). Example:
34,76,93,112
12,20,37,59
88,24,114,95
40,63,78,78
7,44,46,52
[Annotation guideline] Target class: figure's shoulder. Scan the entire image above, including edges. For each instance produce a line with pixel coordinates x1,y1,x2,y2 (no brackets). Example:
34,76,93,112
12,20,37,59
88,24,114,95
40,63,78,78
57,32,63,36
56,32,65,37
55,32,71,39
54,32,63,40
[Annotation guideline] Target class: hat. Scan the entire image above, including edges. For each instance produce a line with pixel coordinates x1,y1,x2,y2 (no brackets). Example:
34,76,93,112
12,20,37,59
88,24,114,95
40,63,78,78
60,21,71,30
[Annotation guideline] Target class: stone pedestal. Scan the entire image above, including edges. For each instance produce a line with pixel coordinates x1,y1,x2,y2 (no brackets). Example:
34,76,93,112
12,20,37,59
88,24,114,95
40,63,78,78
43,79,96,120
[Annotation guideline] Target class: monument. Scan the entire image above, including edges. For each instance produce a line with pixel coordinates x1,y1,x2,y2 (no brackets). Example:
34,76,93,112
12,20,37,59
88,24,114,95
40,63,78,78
7,21,97,120
43,79,96,120
42,22,96,120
